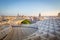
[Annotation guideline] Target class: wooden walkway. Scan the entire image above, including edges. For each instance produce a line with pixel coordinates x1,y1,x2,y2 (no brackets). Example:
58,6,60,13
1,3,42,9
0,27,37,40
8,27,37,40
10,27,25,40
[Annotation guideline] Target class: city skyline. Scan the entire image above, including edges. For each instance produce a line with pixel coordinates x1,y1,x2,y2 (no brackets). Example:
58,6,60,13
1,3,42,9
0,0,60,16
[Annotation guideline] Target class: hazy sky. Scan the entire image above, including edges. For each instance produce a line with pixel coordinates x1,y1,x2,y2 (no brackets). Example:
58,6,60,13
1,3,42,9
0,0,60,16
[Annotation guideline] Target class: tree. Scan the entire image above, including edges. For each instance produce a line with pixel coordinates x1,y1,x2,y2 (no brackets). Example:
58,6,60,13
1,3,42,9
21,19,31,24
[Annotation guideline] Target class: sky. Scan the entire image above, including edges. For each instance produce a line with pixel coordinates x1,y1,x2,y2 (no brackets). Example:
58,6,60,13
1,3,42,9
0,0,60,16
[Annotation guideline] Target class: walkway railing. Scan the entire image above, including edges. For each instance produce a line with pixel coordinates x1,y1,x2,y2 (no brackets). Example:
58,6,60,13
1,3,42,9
0,26,13,40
